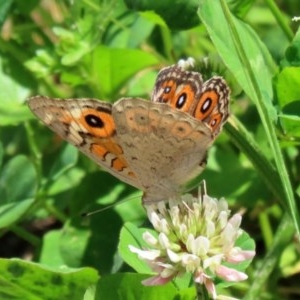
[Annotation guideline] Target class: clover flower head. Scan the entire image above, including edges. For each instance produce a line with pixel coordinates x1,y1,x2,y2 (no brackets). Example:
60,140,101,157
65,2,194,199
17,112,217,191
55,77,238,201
129,187,255,299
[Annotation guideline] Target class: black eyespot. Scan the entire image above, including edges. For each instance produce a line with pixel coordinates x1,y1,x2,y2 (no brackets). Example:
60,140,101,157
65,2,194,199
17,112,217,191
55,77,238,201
176,93,187,109
201,98,212,113
85,114,104,128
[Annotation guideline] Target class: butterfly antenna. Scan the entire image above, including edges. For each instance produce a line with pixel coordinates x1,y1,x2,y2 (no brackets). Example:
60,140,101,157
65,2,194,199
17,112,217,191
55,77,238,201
81,194,142,218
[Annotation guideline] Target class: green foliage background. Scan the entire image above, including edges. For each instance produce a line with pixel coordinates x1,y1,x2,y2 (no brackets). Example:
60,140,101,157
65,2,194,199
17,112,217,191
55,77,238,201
0,0,300,299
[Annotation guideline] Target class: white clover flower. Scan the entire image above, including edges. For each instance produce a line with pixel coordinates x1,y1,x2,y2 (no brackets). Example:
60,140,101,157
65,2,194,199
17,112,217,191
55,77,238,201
129,187,255,299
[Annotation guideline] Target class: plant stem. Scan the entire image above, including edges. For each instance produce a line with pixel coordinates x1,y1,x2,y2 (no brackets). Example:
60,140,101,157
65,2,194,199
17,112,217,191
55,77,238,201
263,0,294,42
10,225,40,247
196,282,210,300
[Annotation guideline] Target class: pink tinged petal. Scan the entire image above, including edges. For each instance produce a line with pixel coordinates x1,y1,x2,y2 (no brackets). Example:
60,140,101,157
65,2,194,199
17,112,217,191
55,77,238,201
194,270,207,284
227,248,256,263
143,231,158,246
128,245,160,260
216,265,248,282
156,261,174,269
142,274,174,286
160,265,178,278
194,271,217,299
147,263,164,273
204,278,217,300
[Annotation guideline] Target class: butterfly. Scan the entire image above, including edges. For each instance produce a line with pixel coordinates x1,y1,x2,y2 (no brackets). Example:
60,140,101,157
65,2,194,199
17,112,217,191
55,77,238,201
28,64,230,204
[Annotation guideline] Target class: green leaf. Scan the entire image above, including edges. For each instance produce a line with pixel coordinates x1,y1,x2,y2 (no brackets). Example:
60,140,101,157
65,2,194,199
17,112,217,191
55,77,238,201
0,200,34,229
0,155,37,204
96,273,178,300
83,285,97,300
14,0,39,14
82,46,159,98
198,0,276,110
48,144,78,181
276,67,300,107
124,0,200,30
0,105,33,126
281,27,300,67
139,11,168,27
275,66,300,138
40,230,66,267
0,0,13,26
199,0,300,237
24,49,57,78
127,14,156,48
0,54,35,125
0,258,98,300
0,155,37,227
60,210,123,273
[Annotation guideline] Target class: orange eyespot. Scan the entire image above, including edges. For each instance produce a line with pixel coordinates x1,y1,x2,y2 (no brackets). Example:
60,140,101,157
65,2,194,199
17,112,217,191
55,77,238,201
209,113,222,131
81,109,115,138
158,80,177,103
169,84,195,112
194,90,219,120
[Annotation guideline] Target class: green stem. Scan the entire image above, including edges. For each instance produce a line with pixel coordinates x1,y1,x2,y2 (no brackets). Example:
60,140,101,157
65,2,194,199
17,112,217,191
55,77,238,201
160,25,174,62
263,0,294,42
10,225,41,247
25,122,42,185
196,282,210,300
43,201,68,223
259,209,273,250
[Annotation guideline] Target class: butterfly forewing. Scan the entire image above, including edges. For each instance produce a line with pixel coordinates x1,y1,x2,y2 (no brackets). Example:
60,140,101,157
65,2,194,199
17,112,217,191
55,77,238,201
28,96,141,189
